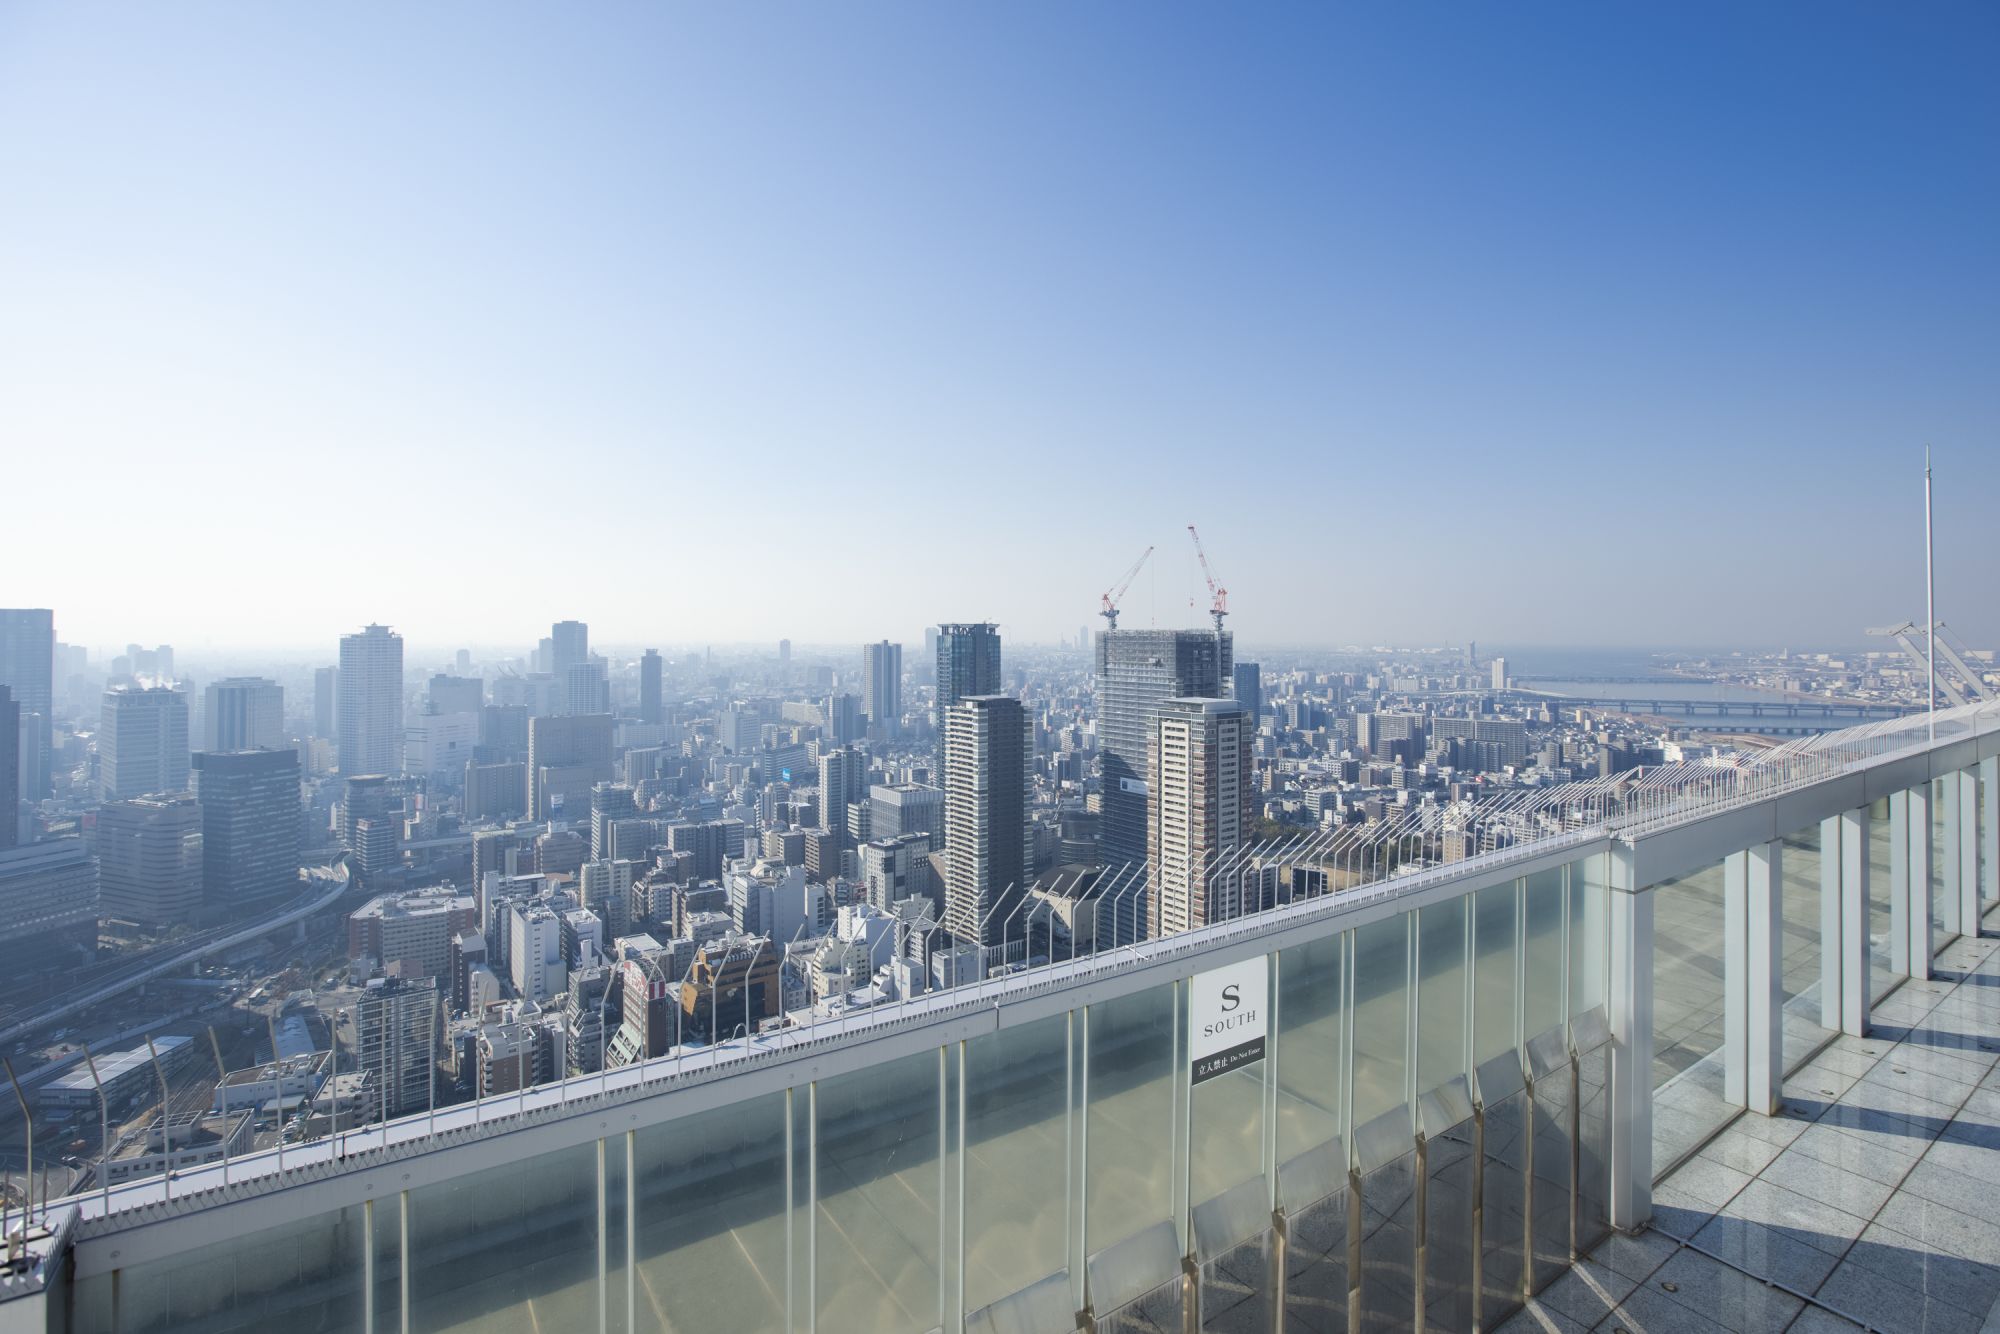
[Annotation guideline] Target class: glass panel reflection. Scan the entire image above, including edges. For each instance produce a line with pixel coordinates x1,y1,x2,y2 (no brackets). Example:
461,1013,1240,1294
963,1014,1071,1315
815,1048,942,1334
1649,859,1732,1174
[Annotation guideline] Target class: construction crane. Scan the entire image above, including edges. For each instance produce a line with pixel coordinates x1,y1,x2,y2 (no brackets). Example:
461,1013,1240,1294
1187,524,1228,636
1099,545,1154,631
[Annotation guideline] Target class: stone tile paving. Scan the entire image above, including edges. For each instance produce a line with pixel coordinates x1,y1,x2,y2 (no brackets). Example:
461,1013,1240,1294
1502,914,2000,1334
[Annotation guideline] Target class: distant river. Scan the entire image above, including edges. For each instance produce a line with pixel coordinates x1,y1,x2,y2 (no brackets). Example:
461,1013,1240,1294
1522,678,1807,705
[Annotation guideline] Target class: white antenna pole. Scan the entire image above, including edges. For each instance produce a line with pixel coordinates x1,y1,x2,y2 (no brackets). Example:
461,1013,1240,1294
1926,446,1937,743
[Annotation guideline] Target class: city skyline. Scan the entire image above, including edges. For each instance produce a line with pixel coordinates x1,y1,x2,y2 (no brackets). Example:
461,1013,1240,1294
3,6,1995,650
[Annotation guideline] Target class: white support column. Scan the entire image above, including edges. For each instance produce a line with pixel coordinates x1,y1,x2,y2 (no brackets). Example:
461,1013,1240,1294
1746,842,1783,1114
1959,769,1981,937
1839,809,1870,1036
1819,815,1842,1033
1724,852,1749,1108
1603,850,1652,1230
1941,771,1964,938
1890,791,1910,979
1909,784,1934,981
1982,756,1999,912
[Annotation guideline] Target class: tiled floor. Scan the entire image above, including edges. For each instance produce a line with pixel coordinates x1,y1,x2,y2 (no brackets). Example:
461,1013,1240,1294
1504,919,2000,1334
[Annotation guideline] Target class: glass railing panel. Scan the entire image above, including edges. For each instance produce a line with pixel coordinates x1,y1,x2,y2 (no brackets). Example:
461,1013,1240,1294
1350,916,1409,1133
1568,858,1606,1021
1477,1082,1529,1328
73,1203,368,1334
1415,899,1469,1096
815,1047,943,1334
1522,867,1564,1045
1086,984,1180,1272
1275,931,1343,1172
1189,971,1268,1213
1933,778,1954,954
1472,881,1519,1070
962,1013,1071,1317
1649,859,1732,1174
1779,823,1832,1075
632,1092,789,1334
406,1138,598,1334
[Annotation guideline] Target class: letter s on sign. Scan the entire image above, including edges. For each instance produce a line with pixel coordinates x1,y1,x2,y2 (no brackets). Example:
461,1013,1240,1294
1221,984,1240,1011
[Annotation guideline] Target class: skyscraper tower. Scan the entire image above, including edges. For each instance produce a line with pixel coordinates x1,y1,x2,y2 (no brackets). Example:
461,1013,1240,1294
0,685,18,849
934,621,1001,749
338,625,405,776
639,650,663,725
1150,697,1253,937
1095,628,1232,943
99,684,191,800
942,695,1032,960
0,608,54,800
1231,661,1262,723
203,677,285,751
863,641,902,741
550,621,589,681
192,748,302,907
313,666,337,740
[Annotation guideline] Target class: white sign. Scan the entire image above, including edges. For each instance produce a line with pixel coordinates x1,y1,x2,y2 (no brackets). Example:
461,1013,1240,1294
1190,957,1268,1085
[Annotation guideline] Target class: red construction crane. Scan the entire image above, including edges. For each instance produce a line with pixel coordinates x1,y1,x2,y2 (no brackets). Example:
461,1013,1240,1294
1099,546,1155,631
1187,524,1227,636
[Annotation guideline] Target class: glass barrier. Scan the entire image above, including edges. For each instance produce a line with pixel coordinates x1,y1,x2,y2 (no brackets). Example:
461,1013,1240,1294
1649,858,1732,1173
1778,823,1831,1074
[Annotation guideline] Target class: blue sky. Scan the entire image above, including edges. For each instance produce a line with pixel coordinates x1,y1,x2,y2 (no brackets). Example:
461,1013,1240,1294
2,4,1994,653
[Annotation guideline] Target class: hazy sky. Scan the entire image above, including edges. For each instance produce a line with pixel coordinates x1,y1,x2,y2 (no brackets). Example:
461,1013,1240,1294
2,4,1994,654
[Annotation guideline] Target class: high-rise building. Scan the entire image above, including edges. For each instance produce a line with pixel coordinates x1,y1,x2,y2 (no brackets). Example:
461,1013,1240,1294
639,650,663,725
0,685,18,850
341,774,403,883
870,782,943,842
0,608,54,800
510,902,568,1003
202,677,284,752
1149,698,1253,937
564,661,609,717
351,976,437,1122
590,782,638,861
1095,628,1231,942
99,685,190,800
934,623,1001,804
862,641,902,739
579,858,637,937
337,625,405,776
1491,656,1510,691
1232,661,1262,723
426,675,483,716
527,713,615,820
96,794,205,929
0,839,98,973
778,639,791,673
192,748,302,907
550,621,589,682
824,692,864,746
817,745,868,849
313,666,337,739
941,695,1031,956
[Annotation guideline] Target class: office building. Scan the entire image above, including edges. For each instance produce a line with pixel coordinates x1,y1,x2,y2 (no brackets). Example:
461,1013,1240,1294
341,774,403,882
934,623,1001,808
590,782,637,860
941,695,1031,954
348,888,478,979
337,624,405,776
564,661,609,717
191,748,301,907
99,684,190,800
463,760,527,822
202,677,284,752
313,666,337,740
579,858,637,937
1232,661,1262,722
96,794,204,929
0,838,98,972
666,818,745,881
427,675,483,716
0,685,17,849
550,620,589,682
871,782,943,841
510,902,567,1003
351,976,437,1122
1095,628,1231,941
1492,656,1509,690
825,692,863,746
817,745,867,849
0,608,54,800
1149,697,1253,937
527,713,615,820
639,650,663,724
404,711,480,778
862,640,901,739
